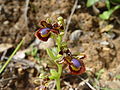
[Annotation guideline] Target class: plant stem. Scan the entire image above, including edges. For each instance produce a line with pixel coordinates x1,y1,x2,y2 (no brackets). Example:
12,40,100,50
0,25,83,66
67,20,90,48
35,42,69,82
56,64,62,90
56,78,60,90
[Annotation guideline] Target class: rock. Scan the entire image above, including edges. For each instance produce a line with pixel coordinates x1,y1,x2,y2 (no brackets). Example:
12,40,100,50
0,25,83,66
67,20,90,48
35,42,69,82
103,32,117,39
102,47,110,51
100,41,109,45
13,51,26,60
39,38,55,50
3,21,9,25
0,43,13,52
69,30,82,42
76,5,81,9
32,38,42,46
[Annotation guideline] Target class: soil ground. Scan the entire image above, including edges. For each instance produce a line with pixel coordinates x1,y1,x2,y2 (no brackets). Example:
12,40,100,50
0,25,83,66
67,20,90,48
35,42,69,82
0,0,120,90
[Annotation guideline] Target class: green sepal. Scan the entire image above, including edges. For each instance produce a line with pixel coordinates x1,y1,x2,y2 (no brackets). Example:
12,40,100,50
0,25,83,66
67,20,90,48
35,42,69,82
56,35,62,52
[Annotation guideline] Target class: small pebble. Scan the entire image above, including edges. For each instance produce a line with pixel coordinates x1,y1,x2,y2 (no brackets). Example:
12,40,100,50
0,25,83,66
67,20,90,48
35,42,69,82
103,32,117,39
0,44,13,52
76,5,81,9
69,30,82,42
100,41,109,45
13,51,26,60
39,38,55,49
3,21,9,25
103,47,110,51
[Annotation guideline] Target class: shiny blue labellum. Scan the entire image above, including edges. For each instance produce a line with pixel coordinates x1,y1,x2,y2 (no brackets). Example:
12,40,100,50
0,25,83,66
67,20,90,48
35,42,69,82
40,28,51,37
71,59,81,68
40,28,50,35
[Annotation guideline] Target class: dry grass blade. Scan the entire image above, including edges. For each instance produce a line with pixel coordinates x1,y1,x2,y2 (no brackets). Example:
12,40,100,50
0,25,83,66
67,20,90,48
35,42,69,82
0,38,24,74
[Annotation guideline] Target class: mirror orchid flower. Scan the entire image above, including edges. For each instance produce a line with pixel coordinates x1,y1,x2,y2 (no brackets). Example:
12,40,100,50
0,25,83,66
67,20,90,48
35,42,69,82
59,49,86,75
63,56,85,75
35,21,64,41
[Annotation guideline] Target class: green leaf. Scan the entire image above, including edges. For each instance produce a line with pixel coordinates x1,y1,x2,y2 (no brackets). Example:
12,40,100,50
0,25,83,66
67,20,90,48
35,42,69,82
61,42,67,47
115,75,120,79
106,0,110,10
49,69,59,79
99,5,120,20
110,0,120,4
57,54,62,58
87,0,100,7
46,48,57,60
96,69,105,80
34,56,41,62
31,47,38,57
49,76,56,80
39,72,47,79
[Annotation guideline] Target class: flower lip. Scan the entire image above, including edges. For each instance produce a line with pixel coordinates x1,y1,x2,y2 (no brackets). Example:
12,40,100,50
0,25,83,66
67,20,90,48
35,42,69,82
71,59,81,68
40,28,51,37
69,58,85,75
35,29,50,41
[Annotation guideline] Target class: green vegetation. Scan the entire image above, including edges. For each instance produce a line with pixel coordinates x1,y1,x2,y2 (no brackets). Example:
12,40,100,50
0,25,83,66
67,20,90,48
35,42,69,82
86,0,120,20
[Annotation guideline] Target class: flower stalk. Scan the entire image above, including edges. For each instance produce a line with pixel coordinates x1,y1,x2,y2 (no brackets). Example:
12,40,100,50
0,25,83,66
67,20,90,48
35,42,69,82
56,64,62,90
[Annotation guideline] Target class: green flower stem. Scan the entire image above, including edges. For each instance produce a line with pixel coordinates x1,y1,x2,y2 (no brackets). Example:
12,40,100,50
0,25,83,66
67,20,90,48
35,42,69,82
58,64,62,76
55,34,63,90
56,64,62,90
56,78,61,90
49,31,63,90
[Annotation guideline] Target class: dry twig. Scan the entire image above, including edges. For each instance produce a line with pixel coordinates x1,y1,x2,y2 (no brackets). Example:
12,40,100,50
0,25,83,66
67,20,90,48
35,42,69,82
1,50,7,61
63,0,78,41
24,0,30,25
0,76,17,83
78,76,96,90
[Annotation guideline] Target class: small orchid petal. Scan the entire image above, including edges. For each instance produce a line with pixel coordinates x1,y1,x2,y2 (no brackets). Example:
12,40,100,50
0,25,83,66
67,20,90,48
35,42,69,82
53,24,64,31
41,21,52,28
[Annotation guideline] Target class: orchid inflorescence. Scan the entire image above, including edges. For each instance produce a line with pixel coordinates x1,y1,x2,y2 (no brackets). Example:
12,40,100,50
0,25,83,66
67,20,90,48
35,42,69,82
35,17,86,90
